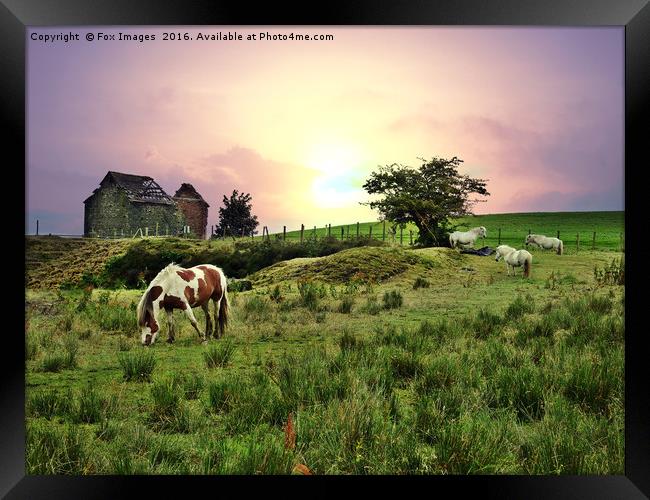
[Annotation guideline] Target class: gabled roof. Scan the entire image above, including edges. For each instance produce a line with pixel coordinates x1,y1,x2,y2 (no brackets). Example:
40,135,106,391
84,171,175,205
173,183,210,207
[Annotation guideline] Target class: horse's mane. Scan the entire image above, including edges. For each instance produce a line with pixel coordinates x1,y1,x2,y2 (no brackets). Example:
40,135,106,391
136,263,182,326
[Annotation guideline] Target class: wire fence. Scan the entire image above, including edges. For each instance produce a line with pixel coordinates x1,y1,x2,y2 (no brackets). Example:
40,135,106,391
29,220,625,252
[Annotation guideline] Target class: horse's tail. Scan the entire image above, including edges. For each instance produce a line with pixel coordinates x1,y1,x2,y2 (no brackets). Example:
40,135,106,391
217,275,229,337
523,255,532,278
136,288,150,327
557,240,563,255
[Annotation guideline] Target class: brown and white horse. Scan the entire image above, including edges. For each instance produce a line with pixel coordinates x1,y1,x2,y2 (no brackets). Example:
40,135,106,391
136,263,229,346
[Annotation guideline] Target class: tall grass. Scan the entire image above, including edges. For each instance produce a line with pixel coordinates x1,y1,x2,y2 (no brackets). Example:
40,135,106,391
203,338,237,368
118,349,156,381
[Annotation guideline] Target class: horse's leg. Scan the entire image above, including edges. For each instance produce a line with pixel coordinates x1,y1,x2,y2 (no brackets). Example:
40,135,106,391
202,303,212,339
165,309,175,343
182,305,205,342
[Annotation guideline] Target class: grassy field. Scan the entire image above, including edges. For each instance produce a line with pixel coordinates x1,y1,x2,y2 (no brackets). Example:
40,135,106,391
277,211,624,251
25,240,624,474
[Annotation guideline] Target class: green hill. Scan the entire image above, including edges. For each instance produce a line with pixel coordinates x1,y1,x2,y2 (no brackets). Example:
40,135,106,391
274,211,624,251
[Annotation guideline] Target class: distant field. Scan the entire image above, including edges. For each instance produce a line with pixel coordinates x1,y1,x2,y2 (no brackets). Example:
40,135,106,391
275,211,624,251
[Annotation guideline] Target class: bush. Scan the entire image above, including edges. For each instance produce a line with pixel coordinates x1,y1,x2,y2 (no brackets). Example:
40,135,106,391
203,339,236,368
413,277,431,289
297,280,322,311
118,350,156,382
360,295,381,315
382,290,403,310
337,296,355,314
504,295,535,321
242,296,271,320
471,309,502,339
594,258,624,286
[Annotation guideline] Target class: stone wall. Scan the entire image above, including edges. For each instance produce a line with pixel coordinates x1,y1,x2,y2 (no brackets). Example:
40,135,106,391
174,197,208,239
84,186,185,237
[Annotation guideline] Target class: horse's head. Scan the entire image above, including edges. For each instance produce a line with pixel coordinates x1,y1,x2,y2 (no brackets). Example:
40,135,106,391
479,226,487,237
525,234,533,246
137,285,163,346
140,310,160,346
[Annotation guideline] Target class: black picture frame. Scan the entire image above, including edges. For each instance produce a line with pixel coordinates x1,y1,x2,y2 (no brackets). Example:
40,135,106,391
4,0,648,497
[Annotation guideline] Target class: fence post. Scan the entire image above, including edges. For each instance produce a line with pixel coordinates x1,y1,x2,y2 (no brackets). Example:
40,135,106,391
383,220,386,241
498,228,501,245
528,229,531,235
313,226,317,240
156,222,159,236
347,225,350,239
114,228,117,238
592,231,596,250
410,230,413,245
369,225,373,239
576,233,580,252
400,227,403,245
166,225,169,237
283,226,286,241
341,227,344,240
251,230,254,242
300,224,304,244
557,230,560,240
36,219,39,236
328,224,331,237
145,227,149,237
121,228,124,238
356,222,360,238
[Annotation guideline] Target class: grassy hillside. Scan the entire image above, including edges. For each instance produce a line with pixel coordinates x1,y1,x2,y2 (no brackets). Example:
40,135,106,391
25,244,624,474
276,211,624,251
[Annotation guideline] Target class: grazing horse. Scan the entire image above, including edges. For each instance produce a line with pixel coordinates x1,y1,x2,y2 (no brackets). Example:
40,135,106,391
525,234,563,255
495,245,532,278
449,226,487,249
136,263,229,346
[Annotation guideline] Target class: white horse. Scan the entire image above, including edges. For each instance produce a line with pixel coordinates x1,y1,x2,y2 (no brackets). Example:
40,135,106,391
136,263,229,346
525,234,563,255
449,226,487,249
495,245,532,278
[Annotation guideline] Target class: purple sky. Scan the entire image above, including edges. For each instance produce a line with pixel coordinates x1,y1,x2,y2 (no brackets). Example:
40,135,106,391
26,27,624,235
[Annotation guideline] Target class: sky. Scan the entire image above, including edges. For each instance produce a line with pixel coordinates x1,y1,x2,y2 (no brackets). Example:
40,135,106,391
26,26,624,236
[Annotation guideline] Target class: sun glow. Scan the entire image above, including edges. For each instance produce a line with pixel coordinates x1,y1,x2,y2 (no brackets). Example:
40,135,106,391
306,142,366,208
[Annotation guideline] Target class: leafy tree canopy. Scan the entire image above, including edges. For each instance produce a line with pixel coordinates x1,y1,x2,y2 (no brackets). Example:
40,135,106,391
214,190,259,238
361,156,489,246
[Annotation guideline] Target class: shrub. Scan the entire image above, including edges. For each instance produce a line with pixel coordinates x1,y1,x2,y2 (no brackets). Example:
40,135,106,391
337,296,355,314
360,295,381,315
382,290,403,310
594,258,624,286
504,295,535,321
269,284,283,302
297,280,321,311
242,296,271,320
413,277,431,289
471,309,502,339
118,350,156,382
203,339,236,368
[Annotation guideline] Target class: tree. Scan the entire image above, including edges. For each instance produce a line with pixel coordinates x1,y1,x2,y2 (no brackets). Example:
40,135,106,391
214,190,259,238
361,156,489,246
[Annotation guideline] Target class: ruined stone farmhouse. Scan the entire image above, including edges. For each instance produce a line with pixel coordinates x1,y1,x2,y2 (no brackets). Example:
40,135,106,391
83,171,209,238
